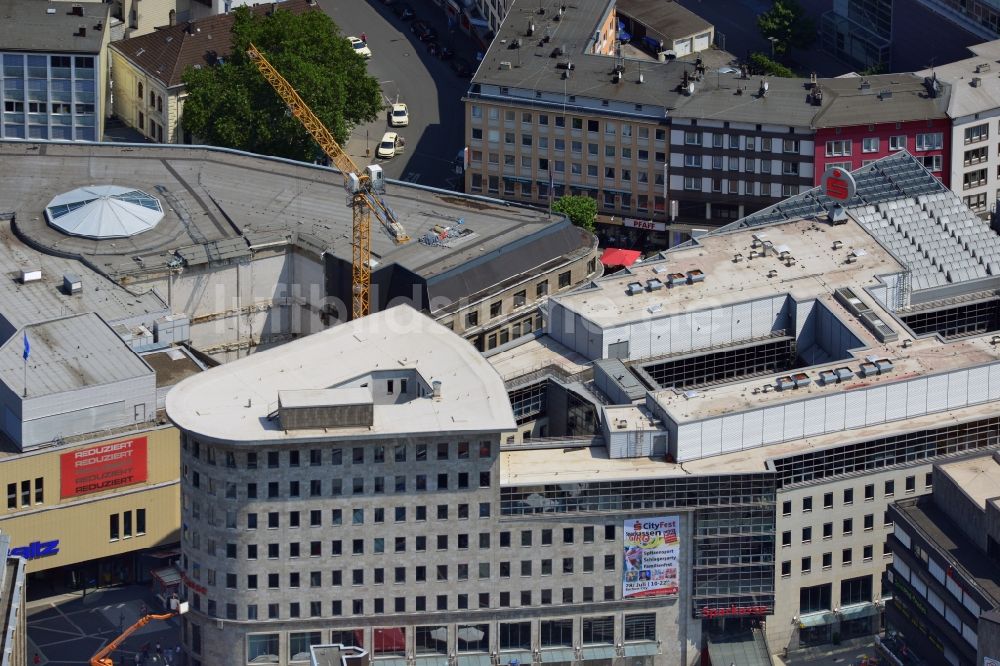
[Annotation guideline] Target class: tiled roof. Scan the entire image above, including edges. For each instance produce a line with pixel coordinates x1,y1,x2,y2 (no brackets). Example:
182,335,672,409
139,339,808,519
111,0,319,88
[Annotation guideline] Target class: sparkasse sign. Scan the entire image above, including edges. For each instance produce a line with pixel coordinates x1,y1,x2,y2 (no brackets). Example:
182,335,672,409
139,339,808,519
60,436,148,498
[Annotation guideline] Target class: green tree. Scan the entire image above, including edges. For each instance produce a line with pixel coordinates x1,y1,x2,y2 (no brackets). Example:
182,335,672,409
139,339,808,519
748,52,796,78
756,0,815,57
181,6,382,162
552,195,597,233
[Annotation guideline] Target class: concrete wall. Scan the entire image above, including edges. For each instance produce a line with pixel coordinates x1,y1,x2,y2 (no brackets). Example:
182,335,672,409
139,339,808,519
769,465,933,653
933,462,988,551
671,362,1000,462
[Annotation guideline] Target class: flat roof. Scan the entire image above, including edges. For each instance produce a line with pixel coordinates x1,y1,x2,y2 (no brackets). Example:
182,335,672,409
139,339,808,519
0,313,154,398
937,454,1000,510
0,219,166,340
615,0,712,41
0,0,110,53
166,304,516,442
917,39,1000,119
140,347,205,389
501,399,1000,484
553,216,904,329
0,141,586,310
654,331,1000,423
486,334,590,381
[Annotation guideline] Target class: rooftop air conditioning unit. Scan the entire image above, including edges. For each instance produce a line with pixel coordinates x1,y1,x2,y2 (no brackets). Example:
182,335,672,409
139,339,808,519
499,61,512,70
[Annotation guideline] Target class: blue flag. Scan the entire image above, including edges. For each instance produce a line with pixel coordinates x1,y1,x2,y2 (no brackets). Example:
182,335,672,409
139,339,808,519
22,332,29,361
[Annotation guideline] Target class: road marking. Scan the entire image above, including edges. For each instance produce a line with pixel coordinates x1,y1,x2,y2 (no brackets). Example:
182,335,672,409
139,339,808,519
403,172,421,183
52,604,85,635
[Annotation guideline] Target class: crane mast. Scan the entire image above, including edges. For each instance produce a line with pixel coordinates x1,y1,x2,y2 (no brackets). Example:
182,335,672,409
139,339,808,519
246,43,409,319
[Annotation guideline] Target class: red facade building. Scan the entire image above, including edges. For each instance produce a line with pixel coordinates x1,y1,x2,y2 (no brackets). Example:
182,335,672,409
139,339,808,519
813,118,951,188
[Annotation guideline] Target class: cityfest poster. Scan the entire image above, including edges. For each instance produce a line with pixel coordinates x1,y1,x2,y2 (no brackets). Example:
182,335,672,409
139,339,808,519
622,516,681,598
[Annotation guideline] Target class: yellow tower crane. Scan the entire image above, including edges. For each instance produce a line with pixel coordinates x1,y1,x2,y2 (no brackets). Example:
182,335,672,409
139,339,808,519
247,43,409,319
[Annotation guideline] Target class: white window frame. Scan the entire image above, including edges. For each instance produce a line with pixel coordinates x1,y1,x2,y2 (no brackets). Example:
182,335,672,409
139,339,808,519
862,137,879,153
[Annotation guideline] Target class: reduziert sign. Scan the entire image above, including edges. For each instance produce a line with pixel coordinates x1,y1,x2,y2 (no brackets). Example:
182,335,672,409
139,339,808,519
60,436,148,498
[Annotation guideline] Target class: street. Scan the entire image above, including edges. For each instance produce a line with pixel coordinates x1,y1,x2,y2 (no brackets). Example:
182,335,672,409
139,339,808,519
324,0,474,190
27,585,182,666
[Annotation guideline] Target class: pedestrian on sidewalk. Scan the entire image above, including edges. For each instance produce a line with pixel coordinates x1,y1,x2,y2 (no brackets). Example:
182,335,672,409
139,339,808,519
360,32,367,44
33,653,40,665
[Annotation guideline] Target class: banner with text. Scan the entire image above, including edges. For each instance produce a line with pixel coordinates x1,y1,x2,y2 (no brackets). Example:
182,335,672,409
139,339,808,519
623,516,681,598
61,436,148,498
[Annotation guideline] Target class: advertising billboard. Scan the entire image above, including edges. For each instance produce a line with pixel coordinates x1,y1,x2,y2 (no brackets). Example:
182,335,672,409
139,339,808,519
623,516,681,598
60,436,148,498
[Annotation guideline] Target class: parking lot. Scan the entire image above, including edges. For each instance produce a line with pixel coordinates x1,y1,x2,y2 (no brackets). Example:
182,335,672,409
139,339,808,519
324,0,477,190
27,585,182,666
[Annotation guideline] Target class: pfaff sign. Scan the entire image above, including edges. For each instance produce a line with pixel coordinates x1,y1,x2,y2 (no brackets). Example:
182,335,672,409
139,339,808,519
60,436,149,498
700,604,769,618
9,539,60,560
821,166,857,202
625,218,667,232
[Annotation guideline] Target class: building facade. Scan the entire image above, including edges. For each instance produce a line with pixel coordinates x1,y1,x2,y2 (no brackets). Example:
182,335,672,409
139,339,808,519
919,40,1000,217
814,117,951,186
0,0,111,141
885,453,1000,666
167,306,715,666
0,530,27,666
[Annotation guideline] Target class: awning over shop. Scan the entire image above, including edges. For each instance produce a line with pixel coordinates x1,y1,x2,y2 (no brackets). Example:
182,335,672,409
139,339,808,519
580,646,616,661
622,643,658,657
600,247,642,267
540,648,575,662
839,602,878,620
151,566,181,586
799,611,836,628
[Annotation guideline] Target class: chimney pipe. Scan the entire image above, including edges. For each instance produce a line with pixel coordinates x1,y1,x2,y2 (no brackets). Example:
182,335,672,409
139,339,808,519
71,4,83,16
77,25,86,37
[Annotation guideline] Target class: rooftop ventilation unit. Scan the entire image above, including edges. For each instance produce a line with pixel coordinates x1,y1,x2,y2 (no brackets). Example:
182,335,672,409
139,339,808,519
526,21,534,36
686,269,705,283
859,79,871,90
667,273,686,286
20,268,41,284
62,273,81,295
776,376,795,391
810,85,823,106
834,367,854,381
972,77,982,87
499,61,512,70
878,89,893,100
976,63,991,73
924,75,941,98
70,4,83,16
646,278,663,291
556,60,574,70
819,369,837,385
613,70,622,83
792,372,811,388
626,282,644,295
859,362,879,377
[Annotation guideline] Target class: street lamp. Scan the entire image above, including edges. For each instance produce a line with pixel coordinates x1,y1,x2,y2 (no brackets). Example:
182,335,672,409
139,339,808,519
767,36,778,59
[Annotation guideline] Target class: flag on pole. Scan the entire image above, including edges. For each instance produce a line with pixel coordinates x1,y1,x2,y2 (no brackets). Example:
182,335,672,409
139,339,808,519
22,331,29,360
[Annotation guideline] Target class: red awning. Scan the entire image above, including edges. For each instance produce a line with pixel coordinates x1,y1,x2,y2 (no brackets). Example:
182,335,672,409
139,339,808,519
600,248,642,267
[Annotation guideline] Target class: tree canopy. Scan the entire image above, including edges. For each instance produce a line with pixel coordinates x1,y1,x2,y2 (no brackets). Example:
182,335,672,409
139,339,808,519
552,195,597,233
756,0,815,57
748,52,796,78
181,6,383,162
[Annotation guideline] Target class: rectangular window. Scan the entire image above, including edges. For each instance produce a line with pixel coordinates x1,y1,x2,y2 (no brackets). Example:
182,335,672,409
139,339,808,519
123,511,133,538
861,137,879,153
110,513,120,541
21,480,30,507
34,478,43,504
7,483,15,509
889,135,906,151
783,139,799,154
916,132,943,151
137,509,146,535
965,123,989,144
684,131,702,146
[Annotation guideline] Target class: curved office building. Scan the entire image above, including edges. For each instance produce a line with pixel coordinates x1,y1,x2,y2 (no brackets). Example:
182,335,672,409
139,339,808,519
167,304,705,666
